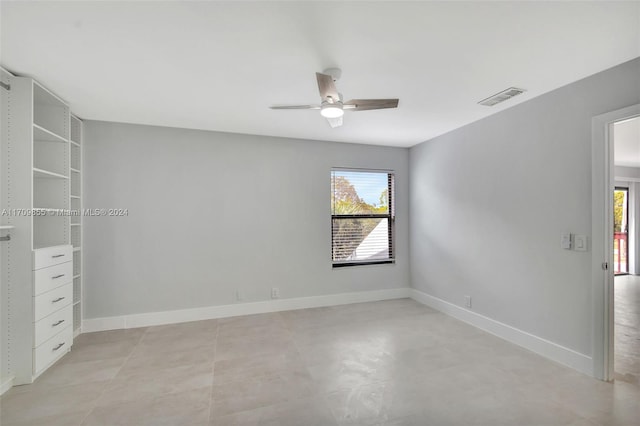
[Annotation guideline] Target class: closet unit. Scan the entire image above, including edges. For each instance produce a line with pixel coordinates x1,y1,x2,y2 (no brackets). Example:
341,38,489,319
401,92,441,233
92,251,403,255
0,71,83,385
70,114,83,336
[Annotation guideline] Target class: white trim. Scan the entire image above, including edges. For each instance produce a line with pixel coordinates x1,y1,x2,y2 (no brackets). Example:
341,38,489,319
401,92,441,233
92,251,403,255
82,288,411,333
410,289,593,375
331,167,395,173
591,104,640,381
0,376,14,396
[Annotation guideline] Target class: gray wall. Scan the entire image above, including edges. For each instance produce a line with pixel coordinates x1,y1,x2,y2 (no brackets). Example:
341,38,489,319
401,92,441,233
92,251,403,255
409,58,640,356
83,122,409,319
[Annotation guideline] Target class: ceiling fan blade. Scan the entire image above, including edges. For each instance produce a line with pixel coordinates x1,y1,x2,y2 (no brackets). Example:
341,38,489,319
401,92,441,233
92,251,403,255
316,73,340,102
270,104,321,110
326,116,343,128
343,99,399,111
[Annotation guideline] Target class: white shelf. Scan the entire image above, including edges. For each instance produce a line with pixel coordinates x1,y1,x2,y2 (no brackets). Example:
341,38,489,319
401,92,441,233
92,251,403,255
73,274,81,279
73,301,81,306
32,123,66,143
73,247,81,252
0,225,15,230
33,168,68,179
33,243,69,250
70,168,80,174
70,195,80,199
70,223,81,227
70,140,80,147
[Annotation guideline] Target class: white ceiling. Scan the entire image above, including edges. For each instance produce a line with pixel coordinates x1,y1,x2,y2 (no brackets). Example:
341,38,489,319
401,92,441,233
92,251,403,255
614,117,640,168
1,1,639,147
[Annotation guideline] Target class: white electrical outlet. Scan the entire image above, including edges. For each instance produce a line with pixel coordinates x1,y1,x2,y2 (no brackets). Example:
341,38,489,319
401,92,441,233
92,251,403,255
464,295,472,308
271,287,280,299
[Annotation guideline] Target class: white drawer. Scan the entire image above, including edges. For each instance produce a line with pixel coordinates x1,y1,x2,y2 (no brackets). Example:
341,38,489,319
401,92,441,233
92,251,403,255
33,261,72,296
34,304,73,347
33,325,72,375
34,283,72,322
33,245,73,270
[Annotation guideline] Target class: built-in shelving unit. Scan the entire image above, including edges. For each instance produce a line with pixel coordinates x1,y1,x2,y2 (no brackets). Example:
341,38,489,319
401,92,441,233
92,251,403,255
1,73,83,387
70,115,83,337
32,81,70,253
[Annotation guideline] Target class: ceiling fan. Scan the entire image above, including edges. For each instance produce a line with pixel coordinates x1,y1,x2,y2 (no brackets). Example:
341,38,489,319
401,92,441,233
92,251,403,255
270,68,399,128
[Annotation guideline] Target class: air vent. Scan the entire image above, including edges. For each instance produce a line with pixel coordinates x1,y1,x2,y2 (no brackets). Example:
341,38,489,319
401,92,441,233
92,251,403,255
478,87,526,106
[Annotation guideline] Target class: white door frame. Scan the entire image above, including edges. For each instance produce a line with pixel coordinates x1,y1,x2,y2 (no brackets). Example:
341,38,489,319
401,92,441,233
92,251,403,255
591,104,640,381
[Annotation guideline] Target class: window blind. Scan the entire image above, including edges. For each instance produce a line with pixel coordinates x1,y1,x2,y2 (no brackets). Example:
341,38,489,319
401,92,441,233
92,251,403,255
331,169,394,266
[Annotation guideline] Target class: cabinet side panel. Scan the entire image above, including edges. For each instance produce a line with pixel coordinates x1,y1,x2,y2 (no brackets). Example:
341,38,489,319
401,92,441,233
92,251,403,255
4,77,36,384
1,69,11,388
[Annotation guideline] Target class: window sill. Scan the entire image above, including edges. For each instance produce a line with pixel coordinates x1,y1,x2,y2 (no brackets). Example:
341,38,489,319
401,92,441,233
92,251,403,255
332,260,395,268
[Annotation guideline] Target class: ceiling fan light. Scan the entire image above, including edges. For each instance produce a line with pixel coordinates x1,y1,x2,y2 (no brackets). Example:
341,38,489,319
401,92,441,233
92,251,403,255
321,104,344,118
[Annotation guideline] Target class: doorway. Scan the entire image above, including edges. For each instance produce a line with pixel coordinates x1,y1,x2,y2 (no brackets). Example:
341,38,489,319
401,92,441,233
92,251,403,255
613,187,629,275
612,117,640,385
591,104,640,382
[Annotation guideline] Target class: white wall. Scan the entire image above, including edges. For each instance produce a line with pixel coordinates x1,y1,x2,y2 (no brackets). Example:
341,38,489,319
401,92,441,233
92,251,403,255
615,165,640,181
410,58,640,357
83,122,409,320
613,117,640,167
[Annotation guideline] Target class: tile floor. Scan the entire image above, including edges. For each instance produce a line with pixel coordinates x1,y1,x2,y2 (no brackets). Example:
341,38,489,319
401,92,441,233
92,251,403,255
615,275,640,385
1,298,639,425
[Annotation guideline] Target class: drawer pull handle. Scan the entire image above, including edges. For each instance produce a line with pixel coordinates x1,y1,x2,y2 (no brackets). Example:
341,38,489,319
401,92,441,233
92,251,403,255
52,319,65,327
52,297,65,303
52,274,65,280
52,254,65,258
53,342,65,351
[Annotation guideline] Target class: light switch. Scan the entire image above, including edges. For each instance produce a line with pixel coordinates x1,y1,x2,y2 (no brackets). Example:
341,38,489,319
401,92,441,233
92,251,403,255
561,232,572,250
574,235,587,251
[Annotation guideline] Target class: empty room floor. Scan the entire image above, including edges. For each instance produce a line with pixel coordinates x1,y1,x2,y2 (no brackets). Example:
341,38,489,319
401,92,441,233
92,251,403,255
615,274,640,385
1,299,639,426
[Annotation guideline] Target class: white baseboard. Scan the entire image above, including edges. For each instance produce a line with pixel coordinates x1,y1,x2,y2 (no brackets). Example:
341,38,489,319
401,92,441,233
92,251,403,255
1,375,14,396
409,289,593,376
82,286,592,376
82,287,411,333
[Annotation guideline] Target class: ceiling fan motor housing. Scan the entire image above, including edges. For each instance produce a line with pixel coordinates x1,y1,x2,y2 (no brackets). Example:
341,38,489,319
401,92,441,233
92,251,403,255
323,68,342,82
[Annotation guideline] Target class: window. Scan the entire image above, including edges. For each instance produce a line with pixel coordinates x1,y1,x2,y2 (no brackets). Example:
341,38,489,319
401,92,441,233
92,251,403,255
331,169,395,267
